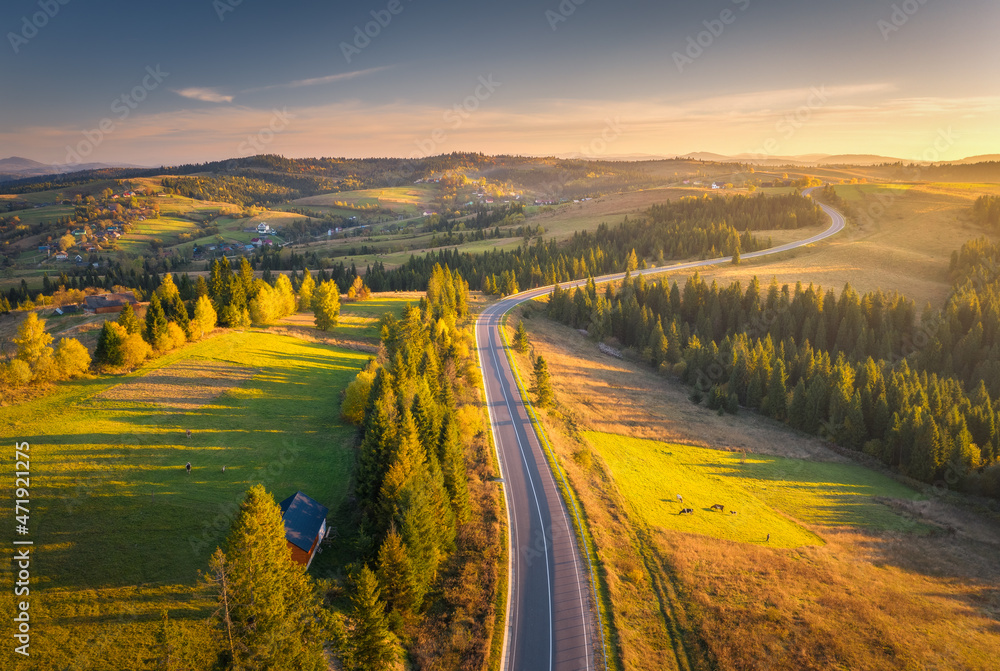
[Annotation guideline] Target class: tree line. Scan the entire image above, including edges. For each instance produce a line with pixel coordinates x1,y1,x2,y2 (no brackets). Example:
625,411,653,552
971,195,1000,230
161,175,300,206
349,193,817,295
189,265,500,670
0,312,91,390
337,264,503,667
547,269,1000,498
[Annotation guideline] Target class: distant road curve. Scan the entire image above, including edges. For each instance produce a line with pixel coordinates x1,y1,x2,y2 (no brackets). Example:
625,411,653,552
476,188,845,671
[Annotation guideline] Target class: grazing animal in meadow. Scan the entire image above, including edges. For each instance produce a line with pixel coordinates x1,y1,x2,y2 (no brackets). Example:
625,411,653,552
677,494,683,503
730,510,737,515
186,429,192,438
711,504,725,512
679,508,694,515
222,465,226,473
185,462,191,474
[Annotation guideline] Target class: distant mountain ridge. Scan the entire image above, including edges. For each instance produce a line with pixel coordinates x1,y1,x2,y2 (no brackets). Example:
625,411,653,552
556,151,998,167
0,156,147,181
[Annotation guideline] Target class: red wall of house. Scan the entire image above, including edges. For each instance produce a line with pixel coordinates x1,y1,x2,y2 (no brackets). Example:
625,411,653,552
288,541,311,567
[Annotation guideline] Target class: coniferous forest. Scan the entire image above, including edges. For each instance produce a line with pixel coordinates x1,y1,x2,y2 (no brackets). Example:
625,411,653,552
338,266,504,668
545,237,1000,498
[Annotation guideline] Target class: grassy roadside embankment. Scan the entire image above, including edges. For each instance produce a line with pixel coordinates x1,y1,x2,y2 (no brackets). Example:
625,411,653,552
502,302,1000,671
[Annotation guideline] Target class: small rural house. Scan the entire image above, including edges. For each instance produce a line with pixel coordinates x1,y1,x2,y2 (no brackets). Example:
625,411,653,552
279,491,328,569
256,222,271,234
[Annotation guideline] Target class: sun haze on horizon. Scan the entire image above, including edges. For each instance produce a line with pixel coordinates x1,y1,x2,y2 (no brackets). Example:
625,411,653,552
1,0,997,165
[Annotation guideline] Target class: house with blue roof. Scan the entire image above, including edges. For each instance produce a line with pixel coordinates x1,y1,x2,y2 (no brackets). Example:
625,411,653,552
279,491,328,569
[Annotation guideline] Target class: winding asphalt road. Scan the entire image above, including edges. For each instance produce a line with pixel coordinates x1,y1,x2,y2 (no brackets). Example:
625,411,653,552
476,190,845,671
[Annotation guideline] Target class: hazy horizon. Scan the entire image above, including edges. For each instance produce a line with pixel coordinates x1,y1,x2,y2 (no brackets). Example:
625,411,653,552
3,0,998,166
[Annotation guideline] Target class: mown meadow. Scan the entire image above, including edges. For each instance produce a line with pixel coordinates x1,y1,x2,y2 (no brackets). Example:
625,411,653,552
583,431,927,549
1,329,368,668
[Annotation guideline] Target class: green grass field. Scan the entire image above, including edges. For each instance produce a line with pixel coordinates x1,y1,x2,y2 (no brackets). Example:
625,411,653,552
582,431,926,548
0,329,367,667
334,292,421,339
288,184,437,216
115,215,201,252
2,204,74,226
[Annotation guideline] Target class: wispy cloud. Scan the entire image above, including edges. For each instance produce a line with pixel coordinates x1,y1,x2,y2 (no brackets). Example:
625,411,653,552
15,86,1000,166
242,66,393,94
173,87,234,104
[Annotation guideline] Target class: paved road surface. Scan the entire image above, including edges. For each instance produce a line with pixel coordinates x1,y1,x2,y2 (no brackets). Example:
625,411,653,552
476,190,845,671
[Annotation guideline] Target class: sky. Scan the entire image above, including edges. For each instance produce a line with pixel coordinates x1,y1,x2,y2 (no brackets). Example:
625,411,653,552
1,0,998,166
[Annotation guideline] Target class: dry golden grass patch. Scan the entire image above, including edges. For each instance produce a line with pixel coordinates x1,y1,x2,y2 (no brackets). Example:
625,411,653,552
528,187,693,240
664,524,1000,671
516,309,844,463
669,182,998,309
510,304,1000,671
95,358,256,410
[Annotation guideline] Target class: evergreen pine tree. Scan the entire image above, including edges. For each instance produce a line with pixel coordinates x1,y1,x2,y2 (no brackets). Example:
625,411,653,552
206,484,328,671
804,374,828,434
513,320,529,354
909,414,943,481
94,321,127,370
437,413,471,522
194,275,209,298
144,294,170,350
666,320,682,364
626,248,639,272
357,381,399,508
116,302,142,334
746,370,765,411
346,566,397,671
788,378,808,430
171,294,193,339
765,359,788,420
844,391,867,450
533,355,554,407
238,257,256,302
376,527,416,615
